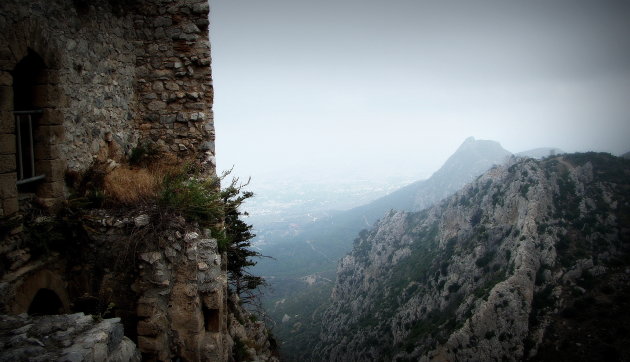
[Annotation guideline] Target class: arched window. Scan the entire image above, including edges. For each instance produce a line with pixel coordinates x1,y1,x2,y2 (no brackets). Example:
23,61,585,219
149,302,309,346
203,304,220,332
12,50,46,189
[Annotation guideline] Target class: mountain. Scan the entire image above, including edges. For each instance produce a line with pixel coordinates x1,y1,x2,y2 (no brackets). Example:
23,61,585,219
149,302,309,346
314,152,630,361
255,137,511,360
344,137,513,224
254,137,511,277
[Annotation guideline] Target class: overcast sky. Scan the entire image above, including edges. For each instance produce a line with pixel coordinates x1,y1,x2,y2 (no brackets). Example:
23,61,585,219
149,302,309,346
209,0,630,183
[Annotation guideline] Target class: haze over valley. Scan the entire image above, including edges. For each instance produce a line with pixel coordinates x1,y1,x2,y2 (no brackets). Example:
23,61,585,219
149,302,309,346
208,0,630,360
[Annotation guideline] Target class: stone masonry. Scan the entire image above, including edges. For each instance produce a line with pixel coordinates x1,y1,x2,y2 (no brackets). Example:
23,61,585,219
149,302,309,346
0,0,215,215
0,1,242,361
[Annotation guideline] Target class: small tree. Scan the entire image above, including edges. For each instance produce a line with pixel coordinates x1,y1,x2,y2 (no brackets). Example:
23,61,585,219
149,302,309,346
221,177,266,303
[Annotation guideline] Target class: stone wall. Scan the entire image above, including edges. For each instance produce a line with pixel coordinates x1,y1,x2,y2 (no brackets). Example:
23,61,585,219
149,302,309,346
0,207,231,361
0,0,216,216
133,218,228,361
133,0,216,168
0,1,258,360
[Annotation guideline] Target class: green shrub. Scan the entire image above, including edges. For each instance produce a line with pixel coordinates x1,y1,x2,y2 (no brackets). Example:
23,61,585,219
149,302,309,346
159,170,223,227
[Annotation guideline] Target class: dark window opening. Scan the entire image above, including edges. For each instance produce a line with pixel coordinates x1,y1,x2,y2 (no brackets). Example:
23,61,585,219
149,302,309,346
12,49,46,187
14,110,44,187
202,305,220,333
12,49,45,111
28,288,64,315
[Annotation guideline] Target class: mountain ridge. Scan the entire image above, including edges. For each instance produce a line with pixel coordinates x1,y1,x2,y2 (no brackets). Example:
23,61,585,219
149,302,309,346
314,152,630,361
255,137,512,277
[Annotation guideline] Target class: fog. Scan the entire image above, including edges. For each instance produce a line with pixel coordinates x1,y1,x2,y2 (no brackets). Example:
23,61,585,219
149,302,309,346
210,0,630,184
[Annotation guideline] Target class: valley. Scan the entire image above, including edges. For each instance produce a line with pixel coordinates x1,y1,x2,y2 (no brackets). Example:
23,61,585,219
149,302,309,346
244,147,630,361
242,138,623,360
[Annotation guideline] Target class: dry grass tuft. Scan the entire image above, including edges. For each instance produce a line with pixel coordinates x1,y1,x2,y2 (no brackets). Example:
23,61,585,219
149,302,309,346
103,167,159,204
146,153,182,179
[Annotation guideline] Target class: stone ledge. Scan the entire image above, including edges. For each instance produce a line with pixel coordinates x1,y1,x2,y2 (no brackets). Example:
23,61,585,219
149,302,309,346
0,313,141,362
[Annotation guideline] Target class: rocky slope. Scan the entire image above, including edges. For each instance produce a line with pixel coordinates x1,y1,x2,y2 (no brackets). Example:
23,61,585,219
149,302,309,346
255,138,511,360
255,137,511,277
315,153,630,361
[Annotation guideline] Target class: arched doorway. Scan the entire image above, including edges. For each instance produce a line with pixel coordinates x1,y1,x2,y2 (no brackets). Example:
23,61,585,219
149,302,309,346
27,288,64,315
9,269,70,315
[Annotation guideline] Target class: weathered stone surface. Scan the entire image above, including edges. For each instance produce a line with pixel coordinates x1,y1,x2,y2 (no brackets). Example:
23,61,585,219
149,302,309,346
0,154,15,173
0,86,12,111
133,214,150,227
34,125,65,145
315,154,630,362
37,159,65,182
0,173,17,199
0,0,215,174
0,134,14,154
36,180,64,199
0,0,273,361
1,197,17,215
0,313,140,362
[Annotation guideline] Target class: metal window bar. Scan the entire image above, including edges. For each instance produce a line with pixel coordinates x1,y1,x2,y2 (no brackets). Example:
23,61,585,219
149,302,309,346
13,109,46,185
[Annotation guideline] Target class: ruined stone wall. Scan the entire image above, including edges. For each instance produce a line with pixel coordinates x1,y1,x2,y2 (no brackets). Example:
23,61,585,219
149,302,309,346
0,0,139,170
0,0,139,213
0,1,248,360
0,0,216,216
133,0,216,169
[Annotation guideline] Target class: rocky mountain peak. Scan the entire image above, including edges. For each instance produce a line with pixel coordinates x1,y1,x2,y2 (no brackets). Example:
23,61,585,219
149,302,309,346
315,152,630,361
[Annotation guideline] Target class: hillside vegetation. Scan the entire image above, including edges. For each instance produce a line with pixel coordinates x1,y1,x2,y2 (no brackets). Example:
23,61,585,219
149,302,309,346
315,153,630,361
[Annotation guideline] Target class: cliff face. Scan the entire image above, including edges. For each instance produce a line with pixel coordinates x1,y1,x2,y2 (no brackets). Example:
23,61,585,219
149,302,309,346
256,138,512,361
0,205,278,361
315,153,630,361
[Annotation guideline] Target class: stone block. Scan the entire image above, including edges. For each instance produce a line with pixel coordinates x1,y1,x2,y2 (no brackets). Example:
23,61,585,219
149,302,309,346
137,320,161,336
0,173,18,199
37,159,65,182
0,154,16,173
40,108,63,125
147,100,166,111
34,143,60,160
34,125,65,145
0,71,12,86
202,291,223,310
37,180,64,198
192,2,210,14
154,16,172,28
137,336,160,353
137,302,157,318
0,85,13,111
164,81,179,91
0,111,15,133
2,197,18,215
0,60,14,72
0,134,15,154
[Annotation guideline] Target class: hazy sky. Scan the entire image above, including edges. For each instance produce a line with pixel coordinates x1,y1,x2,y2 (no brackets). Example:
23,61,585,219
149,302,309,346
210,0,630,183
